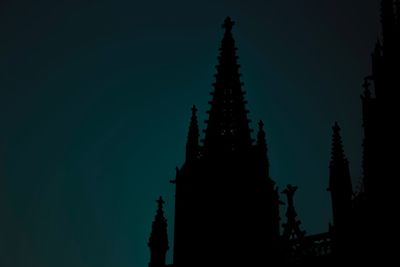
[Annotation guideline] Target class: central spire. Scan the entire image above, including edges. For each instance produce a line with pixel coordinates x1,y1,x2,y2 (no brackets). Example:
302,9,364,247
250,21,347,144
203,17,252,154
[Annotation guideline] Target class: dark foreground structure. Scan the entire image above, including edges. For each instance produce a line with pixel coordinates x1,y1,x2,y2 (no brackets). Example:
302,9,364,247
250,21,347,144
148,0,399,265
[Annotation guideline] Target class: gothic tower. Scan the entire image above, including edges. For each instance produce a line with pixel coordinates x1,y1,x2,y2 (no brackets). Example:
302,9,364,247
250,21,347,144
148,197,169,267
362,0,399,197
358,0,399,262
171,17,280,267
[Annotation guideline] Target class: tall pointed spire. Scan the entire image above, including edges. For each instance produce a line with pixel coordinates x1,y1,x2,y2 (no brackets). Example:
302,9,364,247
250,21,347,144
328,123,352,234
186,105,199,163
148,197,169,267
328,123,353,192
329,122,349,176
203,17,252,154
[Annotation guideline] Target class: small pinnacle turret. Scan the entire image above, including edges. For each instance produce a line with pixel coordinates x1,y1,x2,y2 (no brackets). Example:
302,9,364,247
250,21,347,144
329,122,347,169
148,197,169,267
328,123,352,238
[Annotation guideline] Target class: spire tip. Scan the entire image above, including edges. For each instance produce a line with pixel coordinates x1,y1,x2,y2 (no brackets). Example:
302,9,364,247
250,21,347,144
333,121,340,131
191,105,197,114
222,16,235,31
157,196,165,206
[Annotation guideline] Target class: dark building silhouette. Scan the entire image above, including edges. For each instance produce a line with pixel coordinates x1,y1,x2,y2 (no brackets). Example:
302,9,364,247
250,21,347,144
148,197,169,267
147,0,399,265
170,17,280,267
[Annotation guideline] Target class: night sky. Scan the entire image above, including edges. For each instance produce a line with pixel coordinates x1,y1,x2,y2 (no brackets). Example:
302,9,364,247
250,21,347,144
0,0,380,266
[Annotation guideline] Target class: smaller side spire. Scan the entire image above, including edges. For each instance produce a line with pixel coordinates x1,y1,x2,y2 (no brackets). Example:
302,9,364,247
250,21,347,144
328,123,353,237
329,122,348,175
186,105,200,163
328,122,353,194
328,122,352,196
148,197,169,267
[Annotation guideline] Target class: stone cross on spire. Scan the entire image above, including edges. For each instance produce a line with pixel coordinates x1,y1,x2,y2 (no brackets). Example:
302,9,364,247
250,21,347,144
148,196,169,267
157,196,165,208
222,16,235,31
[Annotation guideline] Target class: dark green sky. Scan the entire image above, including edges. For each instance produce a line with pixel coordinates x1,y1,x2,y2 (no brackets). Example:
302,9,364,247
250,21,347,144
0,0,379,266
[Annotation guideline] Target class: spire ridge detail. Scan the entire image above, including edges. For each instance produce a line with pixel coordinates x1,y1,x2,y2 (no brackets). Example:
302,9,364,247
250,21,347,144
203,17,253,153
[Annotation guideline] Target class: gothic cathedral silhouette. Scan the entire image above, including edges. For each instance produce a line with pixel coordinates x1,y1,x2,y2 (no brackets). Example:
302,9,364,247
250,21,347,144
148,1,399,265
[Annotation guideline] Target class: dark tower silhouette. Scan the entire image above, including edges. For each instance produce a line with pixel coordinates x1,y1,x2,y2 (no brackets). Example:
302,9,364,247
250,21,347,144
365,0,399,193
327,122,352,259
171,17,280,267
148,197,169,267
147,2,395,265
357,0,399,262
255,120,281,253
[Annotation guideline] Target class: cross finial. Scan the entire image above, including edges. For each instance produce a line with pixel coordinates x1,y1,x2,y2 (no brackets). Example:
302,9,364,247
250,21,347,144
157,196,165,207
191,105,197,114
222,16,235,31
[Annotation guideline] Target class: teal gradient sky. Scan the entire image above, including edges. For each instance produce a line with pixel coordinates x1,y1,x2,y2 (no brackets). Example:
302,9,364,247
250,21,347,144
1,0,379,266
